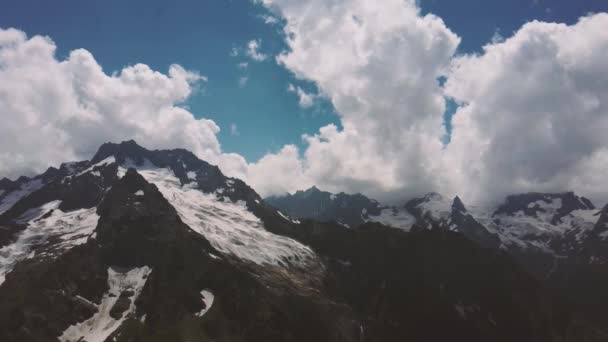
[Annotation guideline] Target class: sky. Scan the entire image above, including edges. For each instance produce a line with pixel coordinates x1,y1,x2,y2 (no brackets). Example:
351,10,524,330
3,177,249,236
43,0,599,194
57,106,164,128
1,0,607,205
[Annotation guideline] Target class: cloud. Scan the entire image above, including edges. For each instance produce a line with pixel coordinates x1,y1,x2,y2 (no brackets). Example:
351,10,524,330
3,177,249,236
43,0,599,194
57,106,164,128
237,62,248,69
0,28,248,180
287,83,315,108
238,76,249,87
229,47,239,57
246,39,268,62
259,14,279,25
443,13,608,203
246,2,608,205
230,123,240,136
247,0,460,201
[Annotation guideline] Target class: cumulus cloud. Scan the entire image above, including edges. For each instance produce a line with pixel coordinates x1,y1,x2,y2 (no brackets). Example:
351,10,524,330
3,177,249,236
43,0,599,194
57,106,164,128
246,39,268,61
245,1,608,205
247,0,460,201
0,28,248,180
444,14,608,203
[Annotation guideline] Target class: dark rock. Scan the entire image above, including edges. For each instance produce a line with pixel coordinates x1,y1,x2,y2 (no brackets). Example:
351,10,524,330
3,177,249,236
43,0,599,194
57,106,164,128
109,296,132,319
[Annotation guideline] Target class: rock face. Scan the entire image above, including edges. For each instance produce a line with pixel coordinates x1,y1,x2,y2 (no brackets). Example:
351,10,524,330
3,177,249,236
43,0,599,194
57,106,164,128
0,140,603,341
266,186,383,227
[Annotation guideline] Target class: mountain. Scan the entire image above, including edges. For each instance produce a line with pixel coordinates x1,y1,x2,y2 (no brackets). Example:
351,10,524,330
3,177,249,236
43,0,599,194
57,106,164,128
0,140,602,341
268,189,605,268
268,188,608,338
266,186,384,227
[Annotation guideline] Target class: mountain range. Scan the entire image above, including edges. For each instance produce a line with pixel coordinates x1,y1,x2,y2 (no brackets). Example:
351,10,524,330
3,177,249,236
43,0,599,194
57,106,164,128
0,140,606,341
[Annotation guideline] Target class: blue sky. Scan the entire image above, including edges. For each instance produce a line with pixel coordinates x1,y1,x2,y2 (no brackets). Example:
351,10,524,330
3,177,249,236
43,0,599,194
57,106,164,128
0,0,605,162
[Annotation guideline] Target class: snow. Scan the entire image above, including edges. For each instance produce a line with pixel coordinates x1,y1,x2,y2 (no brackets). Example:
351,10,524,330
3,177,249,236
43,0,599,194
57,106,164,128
416,193,452,222
366,208,416,231
0,200,99,285
471,198,599,254
225,179,234,186
196,290,214,317
277,210,300,224
330,194,337,201
187,171,197,181
76,156,116,177
60,266,152,342
134,190,144,196
0,178,44,215
118,162,314,266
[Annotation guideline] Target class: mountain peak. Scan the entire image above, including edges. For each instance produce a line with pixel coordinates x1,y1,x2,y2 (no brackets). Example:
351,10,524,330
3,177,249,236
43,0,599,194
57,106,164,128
91,140,147,164
452,196,467,213
304,185,322,193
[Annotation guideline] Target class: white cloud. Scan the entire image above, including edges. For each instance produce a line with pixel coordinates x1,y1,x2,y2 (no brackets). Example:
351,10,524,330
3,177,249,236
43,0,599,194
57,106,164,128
247,2,608,206
246,0,460,201
246,39,268,62
0,28,248,180
259,14,279,25
230,123,240,136
443,13,608,203
287,83,315,108
245,145,313,195
237,62,248,69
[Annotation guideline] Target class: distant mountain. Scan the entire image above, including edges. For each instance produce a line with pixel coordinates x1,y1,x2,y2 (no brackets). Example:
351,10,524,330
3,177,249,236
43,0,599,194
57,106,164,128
0,140,604,341
268,187,608,337
266,186,384,227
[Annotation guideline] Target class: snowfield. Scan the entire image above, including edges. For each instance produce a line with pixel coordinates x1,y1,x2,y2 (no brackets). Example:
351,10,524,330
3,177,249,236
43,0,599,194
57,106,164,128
0,200,99,285
60,266,152,342
118,161,315,267
471,197,599,253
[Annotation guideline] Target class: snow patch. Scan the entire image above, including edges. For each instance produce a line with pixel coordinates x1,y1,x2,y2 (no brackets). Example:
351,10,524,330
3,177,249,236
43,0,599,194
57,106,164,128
0,201,99,285
76,156,116,177
134,190,144,196
196,290,214,317
277,210,300,224
60,266,152,342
